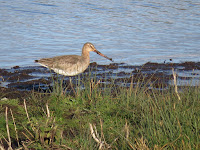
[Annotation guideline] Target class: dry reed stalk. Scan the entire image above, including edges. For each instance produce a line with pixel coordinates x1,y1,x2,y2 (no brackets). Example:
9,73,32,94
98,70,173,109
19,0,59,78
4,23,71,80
89,123,110,149
0,137,6,150
129,75,134,96
90,79,100,95
5,107,13,150
22,124,34,139
23,99,30,122
90,79,92,97
0,145,5,150
135,136,149,150
46,103,50,118
172,68,181,100
1,134,7,144
160,134,182,150
93,80,101,89
23,99,37,133
0,138,3,145
89,123,101,144
10,109,20,147
89,120,116,150
123,121,135,149
124,120,129,140
100,119,107,149
21,132,32,142
21,142,29,150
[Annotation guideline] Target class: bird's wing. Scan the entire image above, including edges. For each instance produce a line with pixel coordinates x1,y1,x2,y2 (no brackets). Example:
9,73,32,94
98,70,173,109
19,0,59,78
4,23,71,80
37,55,81,68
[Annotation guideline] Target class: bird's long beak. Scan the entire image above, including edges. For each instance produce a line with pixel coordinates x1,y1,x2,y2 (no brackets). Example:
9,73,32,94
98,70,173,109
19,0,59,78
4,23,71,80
93,49,113,62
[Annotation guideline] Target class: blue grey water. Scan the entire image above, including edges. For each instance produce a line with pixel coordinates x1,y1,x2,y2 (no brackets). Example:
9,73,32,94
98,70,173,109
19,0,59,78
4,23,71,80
0,0,200,69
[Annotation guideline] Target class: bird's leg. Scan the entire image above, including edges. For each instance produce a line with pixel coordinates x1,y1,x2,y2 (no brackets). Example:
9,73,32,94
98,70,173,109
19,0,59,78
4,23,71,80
63,76,70,95
61,75,65,95
76,74,81,96
69,77,76,96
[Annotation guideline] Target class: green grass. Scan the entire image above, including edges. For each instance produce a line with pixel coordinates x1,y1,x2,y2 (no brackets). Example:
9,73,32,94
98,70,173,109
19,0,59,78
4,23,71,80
0,73,200,149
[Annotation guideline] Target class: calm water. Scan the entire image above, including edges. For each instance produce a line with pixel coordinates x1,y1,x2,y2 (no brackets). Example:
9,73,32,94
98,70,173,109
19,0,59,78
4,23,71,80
0,0,200,69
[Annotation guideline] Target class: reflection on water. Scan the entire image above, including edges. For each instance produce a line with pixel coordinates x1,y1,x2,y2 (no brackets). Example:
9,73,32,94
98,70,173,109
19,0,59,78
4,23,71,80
0,0,200,68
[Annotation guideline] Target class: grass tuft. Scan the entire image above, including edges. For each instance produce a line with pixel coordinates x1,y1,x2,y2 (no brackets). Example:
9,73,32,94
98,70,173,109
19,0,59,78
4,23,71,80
0,70,200,149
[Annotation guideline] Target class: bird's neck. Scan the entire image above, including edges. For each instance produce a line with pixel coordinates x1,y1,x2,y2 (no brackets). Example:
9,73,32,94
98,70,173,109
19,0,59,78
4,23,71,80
82,48,90,58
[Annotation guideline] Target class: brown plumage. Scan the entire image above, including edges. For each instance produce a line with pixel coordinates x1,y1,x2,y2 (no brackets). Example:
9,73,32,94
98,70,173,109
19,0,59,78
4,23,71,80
35,42,113,76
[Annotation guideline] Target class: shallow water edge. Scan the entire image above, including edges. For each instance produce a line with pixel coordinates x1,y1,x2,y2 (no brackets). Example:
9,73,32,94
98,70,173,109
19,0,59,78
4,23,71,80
0,61,200,98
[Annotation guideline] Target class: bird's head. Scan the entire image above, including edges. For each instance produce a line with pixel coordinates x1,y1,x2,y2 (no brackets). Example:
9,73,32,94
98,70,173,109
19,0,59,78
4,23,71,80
83,42,113,62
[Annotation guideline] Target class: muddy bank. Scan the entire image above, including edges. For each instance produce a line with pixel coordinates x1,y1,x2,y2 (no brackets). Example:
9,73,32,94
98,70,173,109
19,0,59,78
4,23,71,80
0,61,200,99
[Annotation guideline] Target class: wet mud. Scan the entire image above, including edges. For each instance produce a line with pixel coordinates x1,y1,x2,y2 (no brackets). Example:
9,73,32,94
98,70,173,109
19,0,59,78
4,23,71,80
0,61,200,100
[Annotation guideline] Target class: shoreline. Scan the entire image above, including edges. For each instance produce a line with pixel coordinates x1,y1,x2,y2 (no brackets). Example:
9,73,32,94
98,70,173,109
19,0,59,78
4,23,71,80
0,61,200,100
